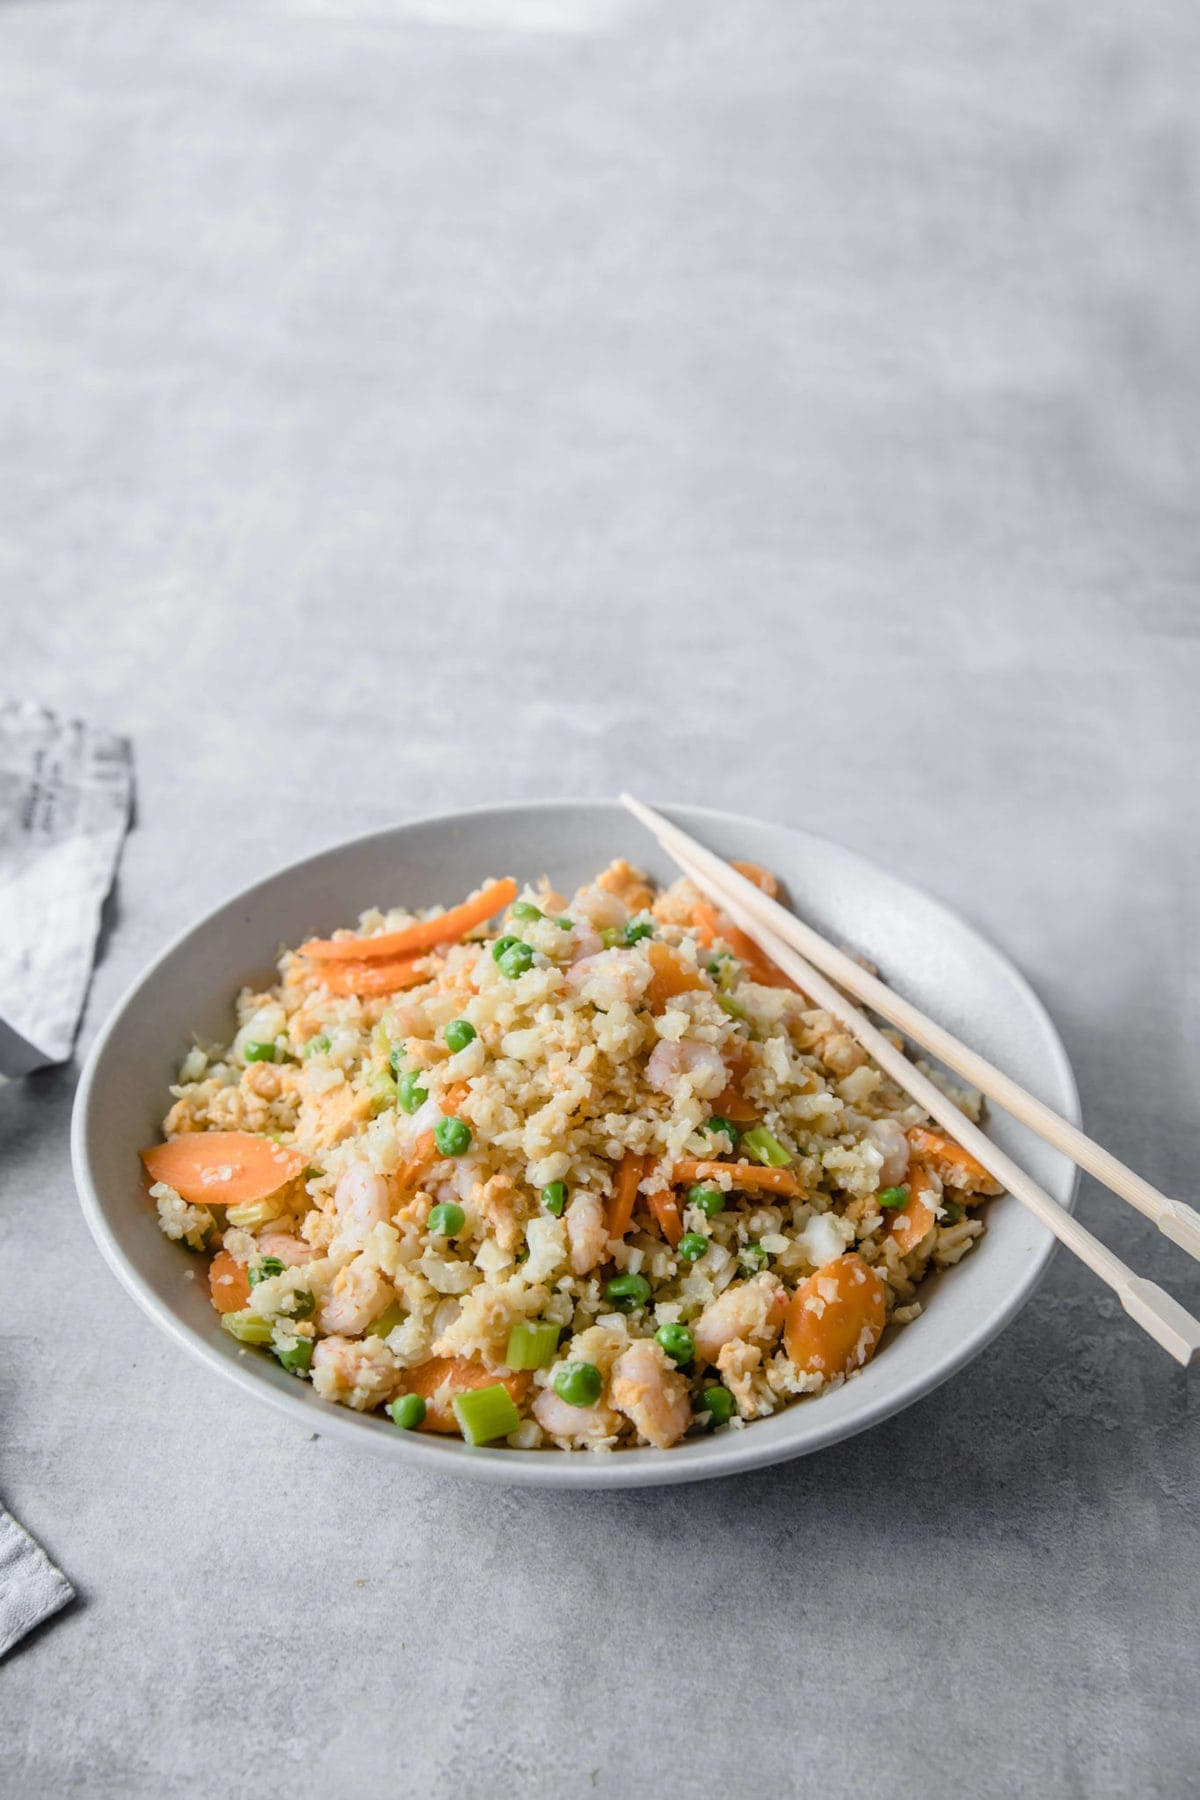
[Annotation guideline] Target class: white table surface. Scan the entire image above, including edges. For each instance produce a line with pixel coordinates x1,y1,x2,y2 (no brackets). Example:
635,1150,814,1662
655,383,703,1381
2,3,1197,1795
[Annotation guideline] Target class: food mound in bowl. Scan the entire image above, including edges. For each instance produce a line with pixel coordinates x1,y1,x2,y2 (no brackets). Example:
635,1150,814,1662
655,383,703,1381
141,859,1002,1452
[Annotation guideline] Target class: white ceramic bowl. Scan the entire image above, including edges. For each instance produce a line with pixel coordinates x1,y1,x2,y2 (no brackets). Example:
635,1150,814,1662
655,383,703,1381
72,801,1079,1487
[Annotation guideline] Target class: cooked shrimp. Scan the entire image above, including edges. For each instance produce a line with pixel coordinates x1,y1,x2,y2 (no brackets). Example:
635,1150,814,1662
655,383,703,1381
645,1036,728,1101
610,1339,691,1449
565,948,651,1010
693,1272,785,1364
332,1162,393,1248
866,1117,910,1188
906,1125,1004,1195
566,1191,610,1276
716,1340,768,1417
532,1388,621,1445
311,1336,400,1410
595,858,655,915
317,1260,394,1335
569,883,629,931
256,1231,313,1267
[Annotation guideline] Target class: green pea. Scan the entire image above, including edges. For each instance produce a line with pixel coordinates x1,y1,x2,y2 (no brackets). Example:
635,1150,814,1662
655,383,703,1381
677,1232,708,1263
497,941,535,978
541,1181,568,1216
624,919,653,944
604,1272,652,1312
397,1071,429,1114
704,1115,739,1146
427,1201,465,1237
940,1198,964,1225
248,1256,285,1287
444,1018,477,1053
688,1185,724,1219
492,934,519,962
740,1242,768,1272
877,1185,909,1210
655,1322,695,1364
510,900,543,922
434,1116,472,1157
552,1361,603,1408
389,1393,426,1430
287,1288,316,1320
556,917,574,931
243,1040,278,1063
701,1385,734,1427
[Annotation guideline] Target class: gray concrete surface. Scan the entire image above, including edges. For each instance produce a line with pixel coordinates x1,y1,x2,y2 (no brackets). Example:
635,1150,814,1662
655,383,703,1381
2,2,1198,1795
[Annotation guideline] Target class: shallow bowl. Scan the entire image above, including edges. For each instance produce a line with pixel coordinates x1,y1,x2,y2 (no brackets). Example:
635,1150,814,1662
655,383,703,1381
72,800,1078,1486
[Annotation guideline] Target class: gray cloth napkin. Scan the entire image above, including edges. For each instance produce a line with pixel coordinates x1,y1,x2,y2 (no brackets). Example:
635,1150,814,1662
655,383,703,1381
0,699,133,1076
0,701,131,1650
0,1507,75,1659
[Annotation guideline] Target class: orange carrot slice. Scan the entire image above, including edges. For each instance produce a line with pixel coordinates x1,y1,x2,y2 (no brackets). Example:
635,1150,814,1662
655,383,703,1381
301,878,518,964
645,941,706,1013
141,1132,305,1207
731,860,779,898
887,1161,939,1254
606,1150,645,1239
906,1125,1004,1196
712,1038,758,1124
671,1159,801,1197
647,1187,683,1247
208,1250,251,1315
693,903,800,994
317,957,434,998
783,1252,887,1378
402,1357,531,1434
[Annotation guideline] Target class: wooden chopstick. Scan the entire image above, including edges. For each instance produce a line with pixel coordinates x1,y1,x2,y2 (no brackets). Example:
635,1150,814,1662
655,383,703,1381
622,794,1200,1264
621,794,1200,1366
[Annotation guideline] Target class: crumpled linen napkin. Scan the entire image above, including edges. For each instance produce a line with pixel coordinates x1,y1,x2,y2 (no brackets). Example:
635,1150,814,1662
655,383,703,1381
0,1507,75,1659
0,700,132,1651
0,699,133,1077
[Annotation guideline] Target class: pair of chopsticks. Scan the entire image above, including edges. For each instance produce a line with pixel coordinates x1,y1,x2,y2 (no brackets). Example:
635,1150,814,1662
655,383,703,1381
621,794,1200,1367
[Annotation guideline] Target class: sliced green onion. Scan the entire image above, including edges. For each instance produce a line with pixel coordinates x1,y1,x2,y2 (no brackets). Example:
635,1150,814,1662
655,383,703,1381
624,919,654,944
368,1071,397,1115
367,1299,407,1339
599,926,622,949
287,1288,315,1320
389,1393,426,1430
275,1337,313,1376
940,1198,964,1225
220,1310,274,1346
700,1385,734,1427
741,1125,793,1168
505,1320,561,1370
453,1383,522,1446
740,1242,768,1273
541,1180,568,1216
304,1033,331,1057
243,1040,279,1063
388,1044,406,1077
717,997,747,1021
877,1185,909,1210
248,1255,286,1286
556,917,574,931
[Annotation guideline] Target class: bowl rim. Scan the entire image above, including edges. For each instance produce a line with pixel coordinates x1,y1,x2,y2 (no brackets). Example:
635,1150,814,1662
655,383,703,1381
71,797,1080,1488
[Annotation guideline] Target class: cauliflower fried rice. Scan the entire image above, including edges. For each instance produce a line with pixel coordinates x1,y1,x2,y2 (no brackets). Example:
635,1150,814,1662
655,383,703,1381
142,860,1003,1453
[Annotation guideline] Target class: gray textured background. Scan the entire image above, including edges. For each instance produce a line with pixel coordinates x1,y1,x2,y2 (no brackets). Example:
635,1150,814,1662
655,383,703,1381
2,2,1198,1795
